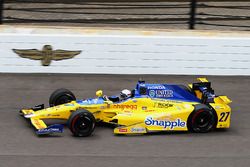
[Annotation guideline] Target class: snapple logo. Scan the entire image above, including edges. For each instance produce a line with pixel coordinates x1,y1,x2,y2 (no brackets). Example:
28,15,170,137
145,117,186,129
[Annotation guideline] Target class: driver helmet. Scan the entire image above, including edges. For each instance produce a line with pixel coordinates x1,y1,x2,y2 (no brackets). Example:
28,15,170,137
120,89,131,100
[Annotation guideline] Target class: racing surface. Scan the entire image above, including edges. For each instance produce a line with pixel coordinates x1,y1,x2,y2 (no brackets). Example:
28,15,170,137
0,73,250,167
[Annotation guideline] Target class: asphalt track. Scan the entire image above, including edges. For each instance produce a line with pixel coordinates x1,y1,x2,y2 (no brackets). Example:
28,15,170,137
0,73,250,167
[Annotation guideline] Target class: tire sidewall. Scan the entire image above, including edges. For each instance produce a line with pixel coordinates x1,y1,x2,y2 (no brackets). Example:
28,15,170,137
68,110,95,137
49,88,76,107
188,104,217,133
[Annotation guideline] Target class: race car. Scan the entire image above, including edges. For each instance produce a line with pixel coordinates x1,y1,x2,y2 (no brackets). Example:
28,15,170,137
20,78,232,137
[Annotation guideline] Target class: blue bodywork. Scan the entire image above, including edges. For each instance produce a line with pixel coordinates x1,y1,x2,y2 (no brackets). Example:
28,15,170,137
134,81,201,103
76,98,105,105
75,81,201,105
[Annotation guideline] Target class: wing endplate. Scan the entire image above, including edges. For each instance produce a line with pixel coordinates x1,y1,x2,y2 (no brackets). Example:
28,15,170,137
31,118,47,130
214,96,232,105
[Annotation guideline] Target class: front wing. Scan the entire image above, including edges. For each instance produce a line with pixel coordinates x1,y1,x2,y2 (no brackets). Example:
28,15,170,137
20,106,65,135
20,101,81,135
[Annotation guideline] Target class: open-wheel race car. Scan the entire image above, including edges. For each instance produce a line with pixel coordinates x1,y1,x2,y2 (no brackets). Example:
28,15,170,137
20,78,232,137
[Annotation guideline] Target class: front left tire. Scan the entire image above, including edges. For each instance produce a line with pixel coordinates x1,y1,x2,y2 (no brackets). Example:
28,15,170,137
68,110,96,137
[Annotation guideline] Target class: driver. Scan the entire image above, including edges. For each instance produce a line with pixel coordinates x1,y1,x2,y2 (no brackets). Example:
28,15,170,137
120,89,132,101
103,89,132,102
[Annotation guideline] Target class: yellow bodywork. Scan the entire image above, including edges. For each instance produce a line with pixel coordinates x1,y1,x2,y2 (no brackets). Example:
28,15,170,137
20,78,232,135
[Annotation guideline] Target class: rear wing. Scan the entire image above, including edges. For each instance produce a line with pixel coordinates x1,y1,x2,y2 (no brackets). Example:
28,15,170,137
189,78,231,104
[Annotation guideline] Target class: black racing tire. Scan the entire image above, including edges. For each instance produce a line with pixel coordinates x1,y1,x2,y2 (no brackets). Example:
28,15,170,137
187,104,216,133
68,110,96,137
49,88,76,107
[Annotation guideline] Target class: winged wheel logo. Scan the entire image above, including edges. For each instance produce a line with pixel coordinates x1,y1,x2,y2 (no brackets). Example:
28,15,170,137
13,45,81,66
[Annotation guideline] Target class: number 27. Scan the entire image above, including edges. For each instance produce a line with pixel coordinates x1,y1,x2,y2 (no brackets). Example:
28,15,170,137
219,112,230,122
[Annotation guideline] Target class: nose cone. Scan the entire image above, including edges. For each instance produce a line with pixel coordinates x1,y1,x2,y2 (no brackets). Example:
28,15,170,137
24,113,35,118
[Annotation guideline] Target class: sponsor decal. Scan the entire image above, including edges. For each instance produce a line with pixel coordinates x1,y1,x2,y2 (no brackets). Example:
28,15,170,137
13,45,81,66
119,128,127,132
152,98,165,101
33,120,44,129
100,106,106,109
38,128,60,133
149,90,174,98
123,110,132,113
118,113,132,116
149,90,156,97
131,127,146,133
46,114,60,117
154,102,173,108
36,124,64,134
145,117,186,129
113,104,137,110
158,90,173,97
145,110,155,112
215,105,225,109
152,98,182,103
147,85,166,89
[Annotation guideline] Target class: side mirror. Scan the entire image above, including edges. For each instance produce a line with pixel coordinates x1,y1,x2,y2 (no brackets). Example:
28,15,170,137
96,90,103,97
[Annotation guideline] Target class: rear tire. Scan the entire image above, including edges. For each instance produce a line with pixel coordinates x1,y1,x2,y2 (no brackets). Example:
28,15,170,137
49,88,76,107
188,104,216,133
68,110,95,137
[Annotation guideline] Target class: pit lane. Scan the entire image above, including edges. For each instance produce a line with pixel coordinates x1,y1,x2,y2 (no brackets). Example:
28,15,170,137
0,73,249,167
